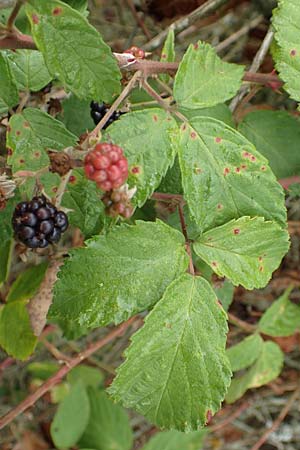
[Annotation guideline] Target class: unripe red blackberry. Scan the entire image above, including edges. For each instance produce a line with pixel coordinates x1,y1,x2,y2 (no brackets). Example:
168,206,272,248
84,143,128,191
12,195,68,248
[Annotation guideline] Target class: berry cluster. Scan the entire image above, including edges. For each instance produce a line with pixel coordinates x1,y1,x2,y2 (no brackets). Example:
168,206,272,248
12,196,68,248
90,101,125,128
102,188,134,219
84,143,128,191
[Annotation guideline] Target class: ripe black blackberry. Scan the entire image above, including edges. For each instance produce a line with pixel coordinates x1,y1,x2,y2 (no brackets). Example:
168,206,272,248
90,101,125,129
12,195,68,249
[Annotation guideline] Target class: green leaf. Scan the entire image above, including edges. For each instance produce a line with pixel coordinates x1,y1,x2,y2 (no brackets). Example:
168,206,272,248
0,52,19,116
194,217,289,289
160,28,175,84
8,50,52,92
60,95,94,136
180,104,235,127
141,430,206,450
62,0,88,15
258,287,300,336
214,280,234,312
0,300,37,360
79,389,133,450
0,240,13,286
289,182,300,198
227,334,263,372
0,196,20,285
51,380,90,449
272,0,300,101
50,220,188,332
175,117,287,232
7,108,77,196
157,156,183,195
226,341,284,403
62,170,105,238
173,41,244,109
26,0,121,101
238,110,300,178
7,262,48,302
67,365,104,388
109,274,231,431
106,109,178,207
27,361,59,380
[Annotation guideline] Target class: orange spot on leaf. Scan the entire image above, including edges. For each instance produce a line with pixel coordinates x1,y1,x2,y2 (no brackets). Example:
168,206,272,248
215,137,222,143
53,7,63,15
223,167,230,176
32,14,39,24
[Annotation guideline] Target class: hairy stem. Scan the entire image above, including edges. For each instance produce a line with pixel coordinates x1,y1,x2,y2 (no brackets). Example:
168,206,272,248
6,0,23,32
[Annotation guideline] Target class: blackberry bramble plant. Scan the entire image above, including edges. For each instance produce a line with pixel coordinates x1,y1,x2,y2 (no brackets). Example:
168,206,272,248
0,0,299,446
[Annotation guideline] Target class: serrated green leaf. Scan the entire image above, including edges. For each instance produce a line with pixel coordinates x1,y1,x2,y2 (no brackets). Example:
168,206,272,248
272,0,300,101
0,52,19,115
109,274,231,431
26,0,121,101
50,220,188,332
60,95,94,136
175,117,287,232
214,280,234,312
106,109,178,207
194,217,289,289
238,110,300,178
226,341,284,403
79,389,133,450
227,334,263,372
0,299,37,360
180,104,235,127
173,41,244,109
67,365,104,388
7,108,77,196
258,287,300,336
141,429,206,450
62,170,105,238
160,28,175,84
7,262,48,302
7,50,52,92
51,380,90,449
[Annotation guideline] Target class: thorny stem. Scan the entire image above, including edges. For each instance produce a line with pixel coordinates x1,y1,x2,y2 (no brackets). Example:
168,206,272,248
88,70,142,142
141,79,171,110
6,0,23,32
0,316,139,431
227,312,257,333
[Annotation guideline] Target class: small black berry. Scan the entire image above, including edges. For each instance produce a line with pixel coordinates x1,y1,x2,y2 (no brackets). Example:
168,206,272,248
21,212,37,227
12,196,69,249
39,219,54,234
25,236,41,248
48,227,61,243
54,211,68,231
90,101,126,129
36,207,50,221
18,226,35,240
